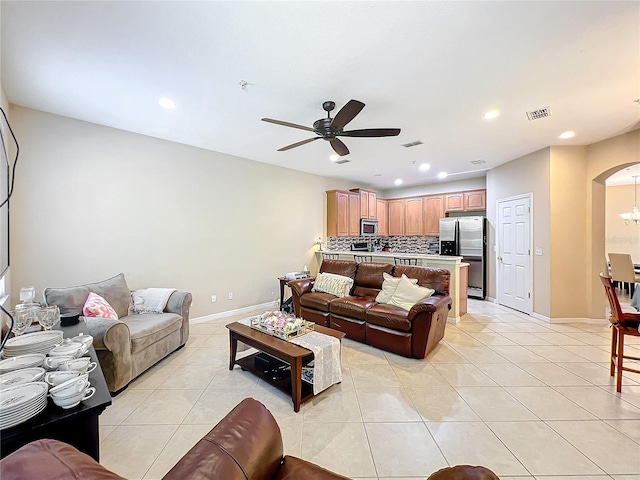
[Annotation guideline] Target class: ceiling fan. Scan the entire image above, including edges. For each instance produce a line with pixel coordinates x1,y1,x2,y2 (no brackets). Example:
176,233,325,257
261,100,401,157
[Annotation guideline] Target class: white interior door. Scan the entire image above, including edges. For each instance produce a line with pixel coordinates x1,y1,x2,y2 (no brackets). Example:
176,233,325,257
497,195,532,314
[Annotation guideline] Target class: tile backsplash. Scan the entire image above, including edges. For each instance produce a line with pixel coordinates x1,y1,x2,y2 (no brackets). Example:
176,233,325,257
326,236,439,254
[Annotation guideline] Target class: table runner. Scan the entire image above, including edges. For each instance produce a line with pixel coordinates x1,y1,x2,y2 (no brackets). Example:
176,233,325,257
290,332,342,395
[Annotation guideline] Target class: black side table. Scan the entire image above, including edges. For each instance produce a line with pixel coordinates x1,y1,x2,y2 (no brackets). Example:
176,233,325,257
0,320,112,461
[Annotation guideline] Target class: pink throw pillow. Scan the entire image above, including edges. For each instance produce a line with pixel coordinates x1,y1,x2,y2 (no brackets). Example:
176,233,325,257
83,292,118,320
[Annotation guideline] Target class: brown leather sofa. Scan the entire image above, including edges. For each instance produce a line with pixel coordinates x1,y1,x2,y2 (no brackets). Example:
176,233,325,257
0,398,499,480
289,260,452,359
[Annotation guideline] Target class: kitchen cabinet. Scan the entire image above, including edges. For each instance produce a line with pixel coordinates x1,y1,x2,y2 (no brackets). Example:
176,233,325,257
388,199,405,236
348,192,360,236
326,190,360,237
445,193,464,212
404,197,423,236
351,189,377,219
464,190,486,211
423,195,444,236
376,199,388,236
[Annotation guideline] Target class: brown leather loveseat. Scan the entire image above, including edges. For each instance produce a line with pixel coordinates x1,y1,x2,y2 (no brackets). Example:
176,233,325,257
289,259,452,359
0,398,500,480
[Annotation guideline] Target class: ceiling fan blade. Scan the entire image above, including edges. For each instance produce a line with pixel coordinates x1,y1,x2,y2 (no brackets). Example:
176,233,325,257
330,138,350,156
262,118,316,133
277,137,320,151
331,100,365,130
340,128,401,137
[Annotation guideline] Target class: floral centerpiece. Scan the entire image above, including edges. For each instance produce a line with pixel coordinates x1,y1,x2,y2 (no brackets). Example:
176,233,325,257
250,310,314,340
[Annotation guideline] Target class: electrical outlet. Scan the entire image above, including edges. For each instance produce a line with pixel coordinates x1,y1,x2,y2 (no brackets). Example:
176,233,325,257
211,295,217,303
228,292,233,300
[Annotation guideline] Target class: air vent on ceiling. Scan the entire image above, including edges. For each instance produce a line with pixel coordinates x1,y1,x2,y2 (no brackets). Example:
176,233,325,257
401,140,424,148
470,159,486,165
334,158,351,165
526,107,551,121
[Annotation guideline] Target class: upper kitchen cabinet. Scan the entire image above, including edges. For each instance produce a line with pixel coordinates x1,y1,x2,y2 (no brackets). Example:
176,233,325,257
404,197,423,236
423,195,444,236
350,188,377,219
327,190,360,237
348,192,360,235
463,190,486,211
377,199,388,236
388,199,405,236
445,193,464,212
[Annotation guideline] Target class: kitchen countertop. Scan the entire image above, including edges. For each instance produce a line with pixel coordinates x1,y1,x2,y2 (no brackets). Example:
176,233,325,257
318,250,463,261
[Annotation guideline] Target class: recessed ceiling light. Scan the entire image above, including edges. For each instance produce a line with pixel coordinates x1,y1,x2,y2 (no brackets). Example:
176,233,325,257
437,172,448,179
394,179,403,186
329,154,340,162
419,163,431,172
159,97,176,109
559,131,575,139
483,110,500,120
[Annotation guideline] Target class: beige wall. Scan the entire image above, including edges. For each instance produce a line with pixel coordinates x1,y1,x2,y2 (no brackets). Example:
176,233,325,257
549,146,587,318
9,106,355,318
585,129,640,318
486,148,551,317
605,183,640,260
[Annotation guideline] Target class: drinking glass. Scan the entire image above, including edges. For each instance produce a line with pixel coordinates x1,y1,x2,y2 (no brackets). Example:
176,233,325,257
38,305,60,331
11,309,33,336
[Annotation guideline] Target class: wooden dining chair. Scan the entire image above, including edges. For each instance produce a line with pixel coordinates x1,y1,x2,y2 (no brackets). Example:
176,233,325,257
353,255,372,263
600,273,640,392
394,257,419,265
322,253,339,260
608,253,640,296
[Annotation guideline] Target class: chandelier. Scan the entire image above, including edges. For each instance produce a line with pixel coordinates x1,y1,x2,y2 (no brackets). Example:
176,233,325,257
620,175,640,225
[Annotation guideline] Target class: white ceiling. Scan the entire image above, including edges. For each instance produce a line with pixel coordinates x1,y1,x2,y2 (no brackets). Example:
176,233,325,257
2,1,639,189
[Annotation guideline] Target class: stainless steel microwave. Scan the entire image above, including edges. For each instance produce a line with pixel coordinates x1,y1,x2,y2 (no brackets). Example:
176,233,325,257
360,219,378,236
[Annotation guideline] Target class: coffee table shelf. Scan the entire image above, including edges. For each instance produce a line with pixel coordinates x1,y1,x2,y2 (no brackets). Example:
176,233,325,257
227,321,345,412
235,352,315,405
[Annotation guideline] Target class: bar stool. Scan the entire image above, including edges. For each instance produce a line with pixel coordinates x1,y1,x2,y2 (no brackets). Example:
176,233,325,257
322,253,339,260
394,257,419,265
353,255,372,263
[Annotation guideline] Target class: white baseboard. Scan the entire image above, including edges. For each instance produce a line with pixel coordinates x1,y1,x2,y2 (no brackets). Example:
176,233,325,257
190,301,279,325
531,312,605,324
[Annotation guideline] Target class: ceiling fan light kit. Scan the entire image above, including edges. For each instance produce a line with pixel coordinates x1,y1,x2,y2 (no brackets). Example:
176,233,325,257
262,99,401,156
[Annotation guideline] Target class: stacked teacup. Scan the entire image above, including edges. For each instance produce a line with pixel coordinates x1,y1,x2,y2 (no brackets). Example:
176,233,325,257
48,373,95,409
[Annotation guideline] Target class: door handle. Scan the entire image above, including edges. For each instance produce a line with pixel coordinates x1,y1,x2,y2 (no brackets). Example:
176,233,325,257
497,256,503,261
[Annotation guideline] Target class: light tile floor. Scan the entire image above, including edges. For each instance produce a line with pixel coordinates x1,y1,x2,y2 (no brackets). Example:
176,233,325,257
99,300,640,479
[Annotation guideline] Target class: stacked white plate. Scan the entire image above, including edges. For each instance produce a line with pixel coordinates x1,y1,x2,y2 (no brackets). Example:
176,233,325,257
0,381,48,429
2,331,64,357
0,367,46,390
0,354,46,374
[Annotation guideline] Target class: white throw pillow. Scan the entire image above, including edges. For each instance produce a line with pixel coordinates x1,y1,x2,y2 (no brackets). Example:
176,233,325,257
312,272,354,298
388,275,435,311
375,273,418,304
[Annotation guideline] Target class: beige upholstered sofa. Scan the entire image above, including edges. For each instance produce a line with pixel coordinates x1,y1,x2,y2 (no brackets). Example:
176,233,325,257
44,273,191,393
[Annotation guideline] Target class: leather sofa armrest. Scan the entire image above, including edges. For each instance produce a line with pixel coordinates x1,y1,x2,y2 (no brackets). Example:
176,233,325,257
288,278,315,297
0,439,126,480
165,291,192,345
408,295,452,320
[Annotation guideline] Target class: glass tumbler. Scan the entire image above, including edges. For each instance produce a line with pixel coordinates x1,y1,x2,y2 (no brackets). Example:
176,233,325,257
38,305,60,331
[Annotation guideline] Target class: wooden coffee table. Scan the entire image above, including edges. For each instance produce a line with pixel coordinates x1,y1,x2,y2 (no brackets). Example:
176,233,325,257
226,322,345,412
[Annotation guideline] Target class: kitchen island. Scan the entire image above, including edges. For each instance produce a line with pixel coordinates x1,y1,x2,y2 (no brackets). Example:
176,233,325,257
315,251,467,322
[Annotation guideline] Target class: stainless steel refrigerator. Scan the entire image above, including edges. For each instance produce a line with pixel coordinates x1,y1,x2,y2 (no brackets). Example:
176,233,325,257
439,216,487,300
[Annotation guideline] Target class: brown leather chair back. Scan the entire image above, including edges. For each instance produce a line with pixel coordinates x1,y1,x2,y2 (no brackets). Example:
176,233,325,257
352,262,393,297
427,465,500,479
320,259,357,279
393,265,450,295
163,398,283,480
